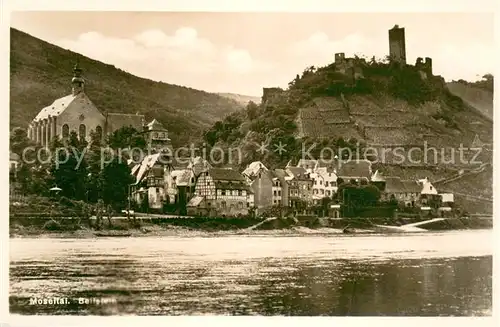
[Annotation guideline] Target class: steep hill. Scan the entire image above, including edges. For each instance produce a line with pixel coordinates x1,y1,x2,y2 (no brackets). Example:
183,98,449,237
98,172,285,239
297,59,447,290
203,58,493,211
217,93,261,105
9,28,244,147
446,81,493,120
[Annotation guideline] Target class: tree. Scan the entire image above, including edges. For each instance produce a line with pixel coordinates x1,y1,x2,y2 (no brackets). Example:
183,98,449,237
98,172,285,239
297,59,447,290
106,126,147,152
10,127,33,156
359,184,381,206
246,101,259,120
49,140,88,200
100,154,134,213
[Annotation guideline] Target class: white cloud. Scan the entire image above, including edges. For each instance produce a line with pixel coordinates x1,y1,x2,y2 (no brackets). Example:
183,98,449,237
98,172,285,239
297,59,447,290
56,27,271,93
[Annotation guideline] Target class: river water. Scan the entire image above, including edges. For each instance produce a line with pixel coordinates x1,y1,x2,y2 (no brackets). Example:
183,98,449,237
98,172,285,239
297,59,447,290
9,229,492,316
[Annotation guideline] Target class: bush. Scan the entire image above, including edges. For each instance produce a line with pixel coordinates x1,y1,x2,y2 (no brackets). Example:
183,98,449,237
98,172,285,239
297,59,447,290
43,219,63,231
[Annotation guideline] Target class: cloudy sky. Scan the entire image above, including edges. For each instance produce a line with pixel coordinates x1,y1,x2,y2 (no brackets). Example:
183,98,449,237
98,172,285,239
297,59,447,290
11,11,494,96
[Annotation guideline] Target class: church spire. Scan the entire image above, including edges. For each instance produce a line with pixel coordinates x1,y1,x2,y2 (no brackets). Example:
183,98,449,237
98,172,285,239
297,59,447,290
71,61,85,95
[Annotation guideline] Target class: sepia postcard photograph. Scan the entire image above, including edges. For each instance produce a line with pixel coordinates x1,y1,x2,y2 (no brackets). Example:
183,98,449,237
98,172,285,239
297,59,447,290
2,0,497,325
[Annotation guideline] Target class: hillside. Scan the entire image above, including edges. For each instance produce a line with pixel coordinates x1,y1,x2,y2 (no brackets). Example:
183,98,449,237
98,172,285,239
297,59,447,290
217,93,261,106
446,80,493,120
203,58,493,211
9,28,244,147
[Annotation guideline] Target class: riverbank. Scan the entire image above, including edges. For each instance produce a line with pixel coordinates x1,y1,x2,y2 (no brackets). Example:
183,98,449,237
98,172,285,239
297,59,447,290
9,215,492,238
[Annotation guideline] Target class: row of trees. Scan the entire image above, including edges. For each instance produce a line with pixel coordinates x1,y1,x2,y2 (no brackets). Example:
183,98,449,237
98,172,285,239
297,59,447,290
10,126,145,214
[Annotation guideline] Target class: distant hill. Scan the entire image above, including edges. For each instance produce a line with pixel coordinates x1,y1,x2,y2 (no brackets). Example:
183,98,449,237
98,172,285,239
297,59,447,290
9,28,244,147
446,81,493,121
217,93,261,106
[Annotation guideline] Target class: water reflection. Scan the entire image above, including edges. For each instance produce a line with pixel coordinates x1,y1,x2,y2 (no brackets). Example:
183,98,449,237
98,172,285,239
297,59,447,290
9,231,492,316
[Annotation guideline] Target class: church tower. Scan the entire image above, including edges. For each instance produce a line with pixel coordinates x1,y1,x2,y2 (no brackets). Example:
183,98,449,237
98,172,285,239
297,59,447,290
71,62,85,95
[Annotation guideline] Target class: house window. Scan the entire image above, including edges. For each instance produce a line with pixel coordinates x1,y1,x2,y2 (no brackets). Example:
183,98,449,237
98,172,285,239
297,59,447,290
62,124,69,138
238,202,244,208
247,202,250,207
320,180,323,185
326,190,331,196
274,190,277,196
221,201,226,208
242,190,246,196
217,190,222,196
156,188,160,193
233,190,238,196
321,189,324,194
221,190,226,196
208,202,211,207
238,190,242,196
278,190,281,196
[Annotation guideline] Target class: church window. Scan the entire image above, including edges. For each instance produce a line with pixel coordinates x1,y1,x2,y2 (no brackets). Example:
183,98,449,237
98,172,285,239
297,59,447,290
79,124,86,140
95,125,103,140
62,124,69,138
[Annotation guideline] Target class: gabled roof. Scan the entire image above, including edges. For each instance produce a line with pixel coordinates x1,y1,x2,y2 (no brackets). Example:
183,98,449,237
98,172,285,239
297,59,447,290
371,170,386,182
242,161,268,178
401,180,421,193
132,153,161,184
384,177,406,193
146,119,167,131
187,196,204,207
286,167,310,181
315,167,337,179
384,177,422,193
209,168,246,182
106,113,145,134
189,156,212,176
33,94,77,122
297,159,318,171
337,160,371,179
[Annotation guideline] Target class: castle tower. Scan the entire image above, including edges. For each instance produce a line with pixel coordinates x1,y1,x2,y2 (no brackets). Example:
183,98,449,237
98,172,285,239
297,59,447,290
71,62,85,95
388,25,406,65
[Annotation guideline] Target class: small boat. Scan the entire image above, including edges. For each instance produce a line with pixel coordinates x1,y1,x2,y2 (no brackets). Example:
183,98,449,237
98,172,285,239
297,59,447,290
94,232,132,237
342,226,355,234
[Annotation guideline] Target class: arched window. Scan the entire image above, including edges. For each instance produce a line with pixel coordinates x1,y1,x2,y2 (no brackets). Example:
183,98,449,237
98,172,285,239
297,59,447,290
79,124,86,140
62,124,69,138
95,125,103,140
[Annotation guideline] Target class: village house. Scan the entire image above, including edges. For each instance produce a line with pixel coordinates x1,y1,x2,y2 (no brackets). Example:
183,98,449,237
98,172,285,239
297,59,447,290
337,159,372,184
249,166,289,214
382,176,421,207
187,168,251,217
311,167,338,202
250,166,273,213
27,64,145,146
418,177,440,207
130,152,174,210
285,167,313,208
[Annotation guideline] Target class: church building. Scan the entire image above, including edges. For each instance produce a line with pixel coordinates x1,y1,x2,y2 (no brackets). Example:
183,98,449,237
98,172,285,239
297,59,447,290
27,64,146,146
